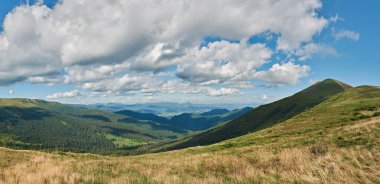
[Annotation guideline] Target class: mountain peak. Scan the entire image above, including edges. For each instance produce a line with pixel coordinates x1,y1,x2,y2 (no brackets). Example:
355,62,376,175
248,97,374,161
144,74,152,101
301,79,352,97
319,79,352,89
315,79,352,88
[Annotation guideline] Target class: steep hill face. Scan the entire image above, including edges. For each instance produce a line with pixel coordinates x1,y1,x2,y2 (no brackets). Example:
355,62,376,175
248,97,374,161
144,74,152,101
0,99,185,153
160,79,352,151
213,85,380,149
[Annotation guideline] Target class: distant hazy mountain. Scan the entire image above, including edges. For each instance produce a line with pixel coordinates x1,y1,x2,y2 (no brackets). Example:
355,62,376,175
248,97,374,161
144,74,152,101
73,102,253,117
116,107,253,131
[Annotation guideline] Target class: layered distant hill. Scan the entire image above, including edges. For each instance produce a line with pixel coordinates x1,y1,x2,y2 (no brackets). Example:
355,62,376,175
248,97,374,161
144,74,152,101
74,102,252,117
116,107,253,131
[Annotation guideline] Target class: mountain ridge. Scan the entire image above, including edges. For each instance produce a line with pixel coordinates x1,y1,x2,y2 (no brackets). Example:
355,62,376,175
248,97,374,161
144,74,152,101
156,79,353,151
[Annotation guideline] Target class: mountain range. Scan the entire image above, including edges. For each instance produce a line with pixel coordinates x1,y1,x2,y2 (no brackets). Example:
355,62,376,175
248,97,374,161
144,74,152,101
74,102,252,117
1,79,379,183
115,107,252,131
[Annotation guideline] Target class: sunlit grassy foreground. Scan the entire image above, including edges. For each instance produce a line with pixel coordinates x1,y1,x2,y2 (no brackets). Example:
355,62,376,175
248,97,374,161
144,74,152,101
1,86,379,184
1,144,379,184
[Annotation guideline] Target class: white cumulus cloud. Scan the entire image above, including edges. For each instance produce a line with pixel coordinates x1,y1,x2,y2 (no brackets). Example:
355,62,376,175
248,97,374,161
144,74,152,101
0,0,333,100
176,40,272,84
260,94,269,100
207,88,240,96
254,62,311,85
0,0,328,86
47,90,82,99
332,28,360,41
296,43,338,61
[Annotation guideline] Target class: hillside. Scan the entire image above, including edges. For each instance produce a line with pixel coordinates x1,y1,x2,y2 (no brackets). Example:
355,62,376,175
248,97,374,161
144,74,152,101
116,107,252,131
0,99,252,154
158,79,352,151
0,99,186,154
1,85,379,183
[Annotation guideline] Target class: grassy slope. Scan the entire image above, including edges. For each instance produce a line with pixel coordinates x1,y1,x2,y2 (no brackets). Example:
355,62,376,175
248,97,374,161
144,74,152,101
0,99,184,153
158,79,352,151
1,85,379,183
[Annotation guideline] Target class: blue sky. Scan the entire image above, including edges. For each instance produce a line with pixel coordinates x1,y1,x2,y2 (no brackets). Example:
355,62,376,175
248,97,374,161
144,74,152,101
0,0,378,105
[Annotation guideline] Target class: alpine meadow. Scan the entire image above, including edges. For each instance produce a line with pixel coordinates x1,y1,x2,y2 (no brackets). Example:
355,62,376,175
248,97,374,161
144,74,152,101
0,0,379,184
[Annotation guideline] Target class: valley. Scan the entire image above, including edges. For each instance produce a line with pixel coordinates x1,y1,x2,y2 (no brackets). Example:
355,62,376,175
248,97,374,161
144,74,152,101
0,99,249,154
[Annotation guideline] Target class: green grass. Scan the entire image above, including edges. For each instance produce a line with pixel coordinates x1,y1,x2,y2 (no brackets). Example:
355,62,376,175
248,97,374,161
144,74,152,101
202,85,380,152
0,98,39,107
105,134,147,148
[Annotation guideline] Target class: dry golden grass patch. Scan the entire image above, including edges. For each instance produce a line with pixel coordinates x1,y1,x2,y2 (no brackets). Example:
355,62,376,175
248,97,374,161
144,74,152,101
1,145,379,184
345,117,380,130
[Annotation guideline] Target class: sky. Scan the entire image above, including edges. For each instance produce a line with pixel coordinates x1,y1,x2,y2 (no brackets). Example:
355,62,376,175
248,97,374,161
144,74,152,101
0,0,378,105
